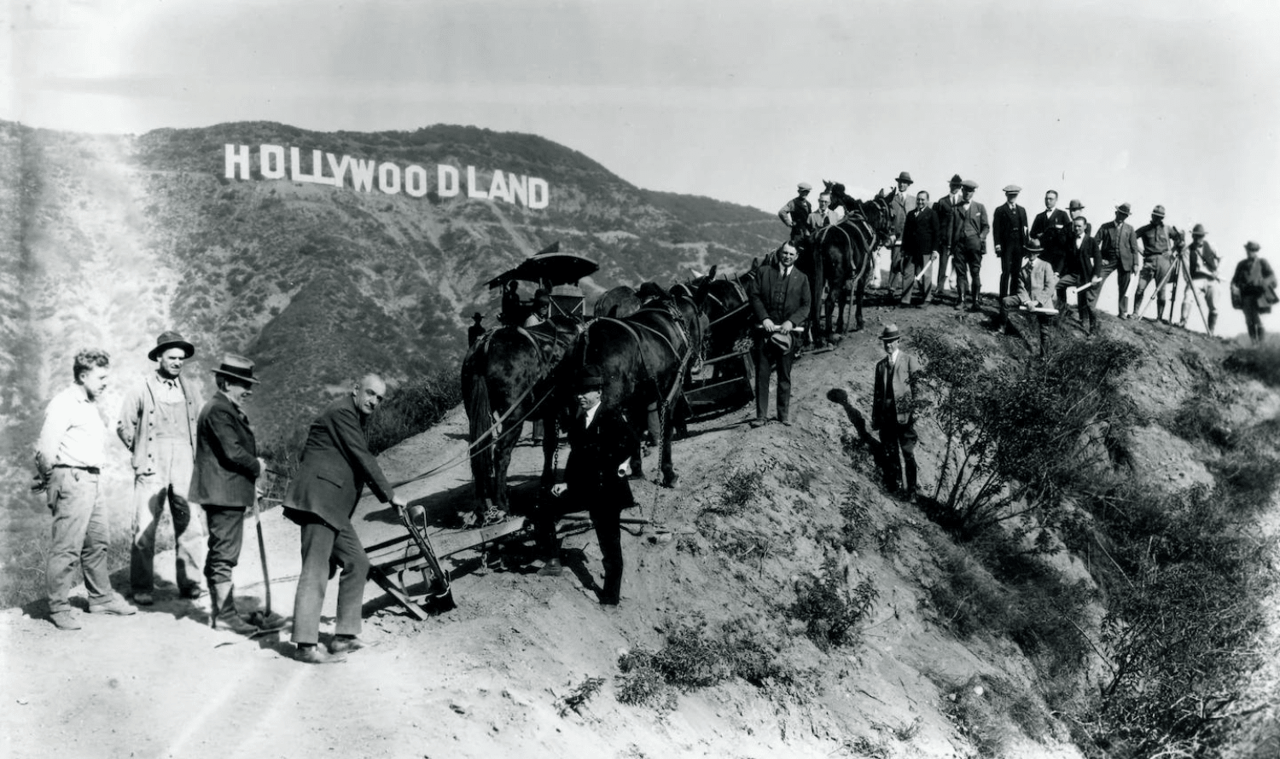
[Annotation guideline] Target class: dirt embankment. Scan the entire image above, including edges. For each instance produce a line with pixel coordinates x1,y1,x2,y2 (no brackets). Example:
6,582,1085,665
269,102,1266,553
3,303,1276,759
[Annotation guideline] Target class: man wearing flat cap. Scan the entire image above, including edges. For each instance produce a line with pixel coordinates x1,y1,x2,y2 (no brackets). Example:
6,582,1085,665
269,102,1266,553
1135,204,1179,323
1231,241,1278,346
188,354,267,635
871,325,922,500
117,330,205,606
952,179,990,312
1030,190,1071,274
1180,224,1220,333
540,365,639,606
930,174,966,303
1093,203,1141,319
778,182,814,248
747,243,811,427
993,185,1029,322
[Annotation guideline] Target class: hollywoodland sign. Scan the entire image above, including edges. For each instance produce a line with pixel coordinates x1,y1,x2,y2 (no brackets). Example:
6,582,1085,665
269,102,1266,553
224,143,550,209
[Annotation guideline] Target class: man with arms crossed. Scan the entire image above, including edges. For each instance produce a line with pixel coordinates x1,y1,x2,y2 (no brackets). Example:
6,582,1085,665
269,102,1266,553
1092,203,1140,320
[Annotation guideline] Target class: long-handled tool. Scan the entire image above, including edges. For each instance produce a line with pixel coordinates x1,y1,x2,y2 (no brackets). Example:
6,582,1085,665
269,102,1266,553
247,479,287,635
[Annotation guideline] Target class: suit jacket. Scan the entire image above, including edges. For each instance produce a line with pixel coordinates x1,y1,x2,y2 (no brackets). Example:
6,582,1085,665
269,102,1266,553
872,351,921,429
1095,220,1140,272
117,372,203,473
1031,209,1072,269
1016,257,1058,307
902,207,941,266
992,203,1028,257
933,194,962,253
285,395,393,529
953,201,990,257
748,263,811,328
1061,235,1102,280
188,392,260,508
879,190,908,242
565,406,637,509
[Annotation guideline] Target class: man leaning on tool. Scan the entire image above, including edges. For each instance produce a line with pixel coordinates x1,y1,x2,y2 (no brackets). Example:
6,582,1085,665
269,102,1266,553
284,374,407,664
189,354,268,635
747,242,811,427
117,330,205,606
36,348,137,630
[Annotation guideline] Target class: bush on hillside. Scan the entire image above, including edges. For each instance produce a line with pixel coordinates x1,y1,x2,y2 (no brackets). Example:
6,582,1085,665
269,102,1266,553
1223,342,1280,387
788,556,879,652
366,367,463,455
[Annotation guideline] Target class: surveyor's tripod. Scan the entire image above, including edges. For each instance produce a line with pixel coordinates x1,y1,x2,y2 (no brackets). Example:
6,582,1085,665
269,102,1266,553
1134,250,1210,332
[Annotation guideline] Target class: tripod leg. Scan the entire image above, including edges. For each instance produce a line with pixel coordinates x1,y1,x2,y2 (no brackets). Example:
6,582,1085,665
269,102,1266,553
1135,255,1179,322
1179,255,1210,333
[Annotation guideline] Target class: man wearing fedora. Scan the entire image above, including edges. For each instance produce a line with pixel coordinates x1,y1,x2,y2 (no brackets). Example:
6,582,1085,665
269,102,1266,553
1067,199,1092,237
1030,190,1072,274
778,182,814,248
37,348,137,629
284,374,407,663
1231,241,1278,346
876,172,913,291
930,174,966,303
1135,205,1179,323
871,325,922,500
1093,203,1141,319
467,312,485,348
747,242,810,427
189,354,267,634
993,185,1029,322
117,330,205,605
952,179,989,312
1000,238,1057,355
1180,224,1220,333
540,366,639,605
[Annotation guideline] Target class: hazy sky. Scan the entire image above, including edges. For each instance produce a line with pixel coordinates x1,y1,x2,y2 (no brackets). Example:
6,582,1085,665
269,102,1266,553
7,0,1279,334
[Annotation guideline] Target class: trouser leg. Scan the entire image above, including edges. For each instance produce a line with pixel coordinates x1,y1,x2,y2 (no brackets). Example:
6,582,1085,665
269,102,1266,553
47,469,111,611
1115,268,1133,316
775,349,794,421
330,519,370,637
898,259,918,305
899,424,919,493
952,256,970,304
753,341,775,421
589,503,623,603
968,258,983,305
292,517,337,646
203,505,246,587
879,424,903,490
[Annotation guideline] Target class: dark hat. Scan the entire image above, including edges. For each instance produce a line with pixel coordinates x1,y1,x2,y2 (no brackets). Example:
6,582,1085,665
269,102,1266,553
577,365,604,391
1152,204,1166,218
960,179,978,190
797,182,812,192
212,354,259,385
948,173,964,186
1025,237,1044,252
148,330,195,361
472,311,484,320
1003,185,1021,195
1191,223,1206,236
769,331,793,352
1245,241,1261,252
1068,199,1085,211
1115,202,1132,216
879,324,901,343
895,171,913,185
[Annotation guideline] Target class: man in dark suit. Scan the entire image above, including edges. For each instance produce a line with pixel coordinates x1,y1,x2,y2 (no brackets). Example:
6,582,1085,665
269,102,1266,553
1030,190,1072,274
1056,217,1103,334
538,367,639,605
284,374,407,663
1093,203,1140,319
188,354,266,635
467,312,485,347
992,185,1029,321
899,190,940,307
871,324,922,500
931,174,965,303
952,179,990,312
747,242,811,427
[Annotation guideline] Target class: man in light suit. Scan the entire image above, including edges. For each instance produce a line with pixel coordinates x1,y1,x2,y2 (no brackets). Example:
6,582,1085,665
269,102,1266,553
1093,203,1141,319
188,354,266,635
871,324,922,500
992,185,1029,322
539,366,639,605
747,243,811,427
952,179,990,312
285,374,407,663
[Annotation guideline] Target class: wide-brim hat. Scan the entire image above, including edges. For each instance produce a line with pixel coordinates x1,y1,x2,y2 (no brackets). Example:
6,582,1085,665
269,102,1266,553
211,354,259,385
148,330,195,361
879,324,901,343
1003,184,1021,195
1068,199,1085,211
1025,238,1044,252
895,171,913,185
769,331,793,352
960,179,978,190
1191,223,1206,236
948,173,964,187
1115,202,1132,216
1152,204,1166,218
577,366,604,391
472,311,484,320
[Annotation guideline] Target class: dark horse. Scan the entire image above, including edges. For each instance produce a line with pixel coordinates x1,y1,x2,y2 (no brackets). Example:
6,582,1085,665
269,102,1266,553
810,181,894,334
462,314,582,521
562,294,706,487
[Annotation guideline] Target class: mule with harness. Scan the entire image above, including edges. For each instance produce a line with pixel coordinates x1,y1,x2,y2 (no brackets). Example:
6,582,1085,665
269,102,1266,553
814,181,895,335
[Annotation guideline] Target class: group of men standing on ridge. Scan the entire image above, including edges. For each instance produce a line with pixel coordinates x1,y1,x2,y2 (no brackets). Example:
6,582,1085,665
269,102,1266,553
777,174,1277,344
35,331,406,664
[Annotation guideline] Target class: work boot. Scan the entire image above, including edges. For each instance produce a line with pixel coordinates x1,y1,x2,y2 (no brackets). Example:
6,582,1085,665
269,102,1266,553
328,635,366,655
210,583,258,634
1207,313,1218,336
49,609,82,631
89,594,137,616
294,644,346,664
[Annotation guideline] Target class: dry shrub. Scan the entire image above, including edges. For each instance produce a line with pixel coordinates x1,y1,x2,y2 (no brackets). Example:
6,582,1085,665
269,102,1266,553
788,556,879,652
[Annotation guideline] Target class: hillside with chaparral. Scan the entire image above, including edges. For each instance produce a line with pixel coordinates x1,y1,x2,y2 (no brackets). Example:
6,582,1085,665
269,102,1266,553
1,120,1279,759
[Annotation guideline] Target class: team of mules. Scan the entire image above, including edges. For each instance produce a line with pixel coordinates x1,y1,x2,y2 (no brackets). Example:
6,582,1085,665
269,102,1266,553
462,183,892,518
